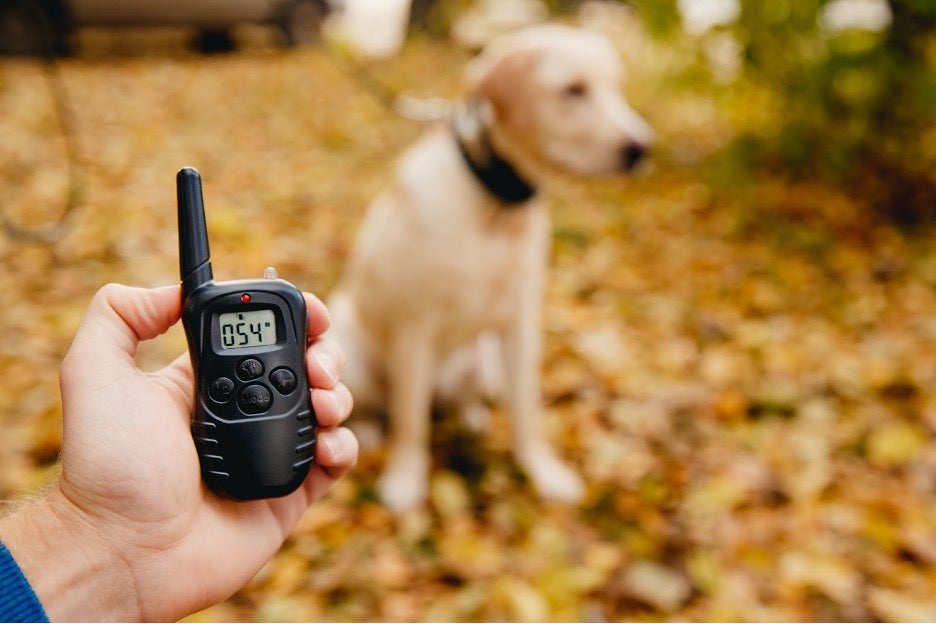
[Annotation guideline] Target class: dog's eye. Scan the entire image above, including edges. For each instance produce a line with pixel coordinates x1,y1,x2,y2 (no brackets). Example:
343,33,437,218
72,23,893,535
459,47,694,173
563,82,588,98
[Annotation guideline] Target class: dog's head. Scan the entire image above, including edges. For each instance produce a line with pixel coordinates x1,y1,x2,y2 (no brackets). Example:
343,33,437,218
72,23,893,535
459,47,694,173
464,24,654,177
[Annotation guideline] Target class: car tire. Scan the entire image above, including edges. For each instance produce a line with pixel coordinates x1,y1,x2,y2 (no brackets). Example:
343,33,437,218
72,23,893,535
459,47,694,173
0,0,71,56
194,28,236,53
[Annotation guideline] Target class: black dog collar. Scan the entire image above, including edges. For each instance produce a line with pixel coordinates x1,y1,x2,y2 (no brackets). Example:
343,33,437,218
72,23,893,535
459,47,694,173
452,99,537,206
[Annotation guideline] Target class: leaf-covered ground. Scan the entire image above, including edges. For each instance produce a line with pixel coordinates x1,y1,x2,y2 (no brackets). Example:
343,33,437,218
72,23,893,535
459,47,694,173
2,18,936,623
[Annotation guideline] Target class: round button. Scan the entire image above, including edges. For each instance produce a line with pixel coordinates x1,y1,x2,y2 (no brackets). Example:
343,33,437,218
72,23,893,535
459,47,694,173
270,368,297,395
238,384,272,414
237,358,264,381
208,377,235,403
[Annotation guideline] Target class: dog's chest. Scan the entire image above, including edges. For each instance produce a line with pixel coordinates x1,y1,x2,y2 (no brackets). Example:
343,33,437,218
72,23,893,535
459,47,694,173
423,211,540,328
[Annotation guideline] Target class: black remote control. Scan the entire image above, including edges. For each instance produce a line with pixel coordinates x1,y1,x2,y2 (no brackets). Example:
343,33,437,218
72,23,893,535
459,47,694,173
178,167,316,500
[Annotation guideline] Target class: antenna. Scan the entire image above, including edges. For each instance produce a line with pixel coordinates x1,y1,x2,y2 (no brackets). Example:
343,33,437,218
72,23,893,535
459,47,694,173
177,167,214,297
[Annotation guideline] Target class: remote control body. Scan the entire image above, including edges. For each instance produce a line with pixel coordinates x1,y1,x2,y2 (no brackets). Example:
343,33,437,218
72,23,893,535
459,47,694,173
177,167,316,500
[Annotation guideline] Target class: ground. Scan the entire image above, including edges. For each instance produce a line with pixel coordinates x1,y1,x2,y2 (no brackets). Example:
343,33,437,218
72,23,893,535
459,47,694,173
1,20,936,622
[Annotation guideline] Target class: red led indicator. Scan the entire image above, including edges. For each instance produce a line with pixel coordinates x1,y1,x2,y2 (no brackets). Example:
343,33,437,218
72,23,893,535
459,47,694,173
241,293,251,303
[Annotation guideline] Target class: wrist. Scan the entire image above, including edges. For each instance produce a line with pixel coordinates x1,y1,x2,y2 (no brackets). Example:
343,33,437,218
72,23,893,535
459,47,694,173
0,484,141,622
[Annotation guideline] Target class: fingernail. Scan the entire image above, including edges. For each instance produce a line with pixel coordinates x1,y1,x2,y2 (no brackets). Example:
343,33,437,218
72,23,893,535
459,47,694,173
319,429,344,459
314,351,339,385
338,384,353,416
323,389,341,417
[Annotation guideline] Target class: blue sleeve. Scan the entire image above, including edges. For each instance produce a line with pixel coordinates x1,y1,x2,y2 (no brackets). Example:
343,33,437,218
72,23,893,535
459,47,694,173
0,542,48,623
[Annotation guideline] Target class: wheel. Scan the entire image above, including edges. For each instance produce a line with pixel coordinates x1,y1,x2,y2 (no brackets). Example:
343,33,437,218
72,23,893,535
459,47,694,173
281,0,328,47
0,0,71,56
194,28,236,54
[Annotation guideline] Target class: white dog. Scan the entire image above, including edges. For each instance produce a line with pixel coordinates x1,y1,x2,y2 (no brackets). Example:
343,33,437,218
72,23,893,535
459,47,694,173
328,24,654,513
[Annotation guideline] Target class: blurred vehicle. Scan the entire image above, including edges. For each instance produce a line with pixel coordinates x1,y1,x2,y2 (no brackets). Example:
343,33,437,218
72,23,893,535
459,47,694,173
0,0,330,55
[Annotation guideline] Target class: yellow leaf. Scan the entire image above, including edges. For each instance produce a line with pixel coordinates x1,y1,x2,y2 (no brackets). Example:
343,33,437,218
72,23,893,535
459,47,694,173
867,422,928,466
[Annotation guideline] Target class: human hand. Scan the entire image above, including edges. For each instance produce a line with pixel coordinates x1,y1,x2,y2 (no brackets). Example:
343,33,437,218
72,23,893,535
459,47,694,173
0,283,357,622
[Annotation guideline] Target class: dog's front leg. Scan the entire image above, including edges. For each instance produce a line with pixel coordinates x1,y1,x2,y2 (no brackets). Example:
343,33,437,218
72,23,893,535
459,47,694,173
503,278,585,504
378,321,436,513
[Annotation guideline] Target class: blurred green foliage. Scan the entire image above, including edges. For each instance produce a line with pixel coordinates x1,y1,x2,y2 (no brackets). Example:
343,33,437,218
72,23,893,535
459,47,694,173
634,0,936,220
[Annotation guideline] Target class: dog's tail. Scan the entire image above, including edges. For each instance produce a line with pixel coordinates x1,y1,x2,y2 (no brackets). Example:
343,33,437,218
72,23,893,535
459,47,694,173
391,94,454,123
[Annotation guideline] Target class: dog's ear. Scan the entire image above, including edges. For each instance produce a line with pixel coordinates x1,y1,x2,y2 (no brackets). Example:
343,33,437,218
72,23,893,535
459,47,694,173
465,47,540,126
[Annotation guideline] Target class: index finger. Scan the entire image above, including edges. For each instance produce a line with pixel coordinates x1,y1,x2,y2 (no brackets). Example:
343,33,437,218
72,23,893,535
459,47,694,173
303,292,330,340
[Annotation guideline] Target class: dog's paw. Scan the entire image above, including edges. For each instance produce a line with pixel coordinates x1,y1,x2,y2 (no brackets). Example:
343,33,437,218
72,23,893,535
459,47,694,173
378,451,430,513
521,446,585,504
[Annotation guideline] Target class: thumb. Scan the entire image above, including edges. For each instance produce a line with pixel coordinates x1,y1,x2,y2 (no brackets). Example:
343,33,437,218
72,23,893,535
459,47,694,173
63,283,182,375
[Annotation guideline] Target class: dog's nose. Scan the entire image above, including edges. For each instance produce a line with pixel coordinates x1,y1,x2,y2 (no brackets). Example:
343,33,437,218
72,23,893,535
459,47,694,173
621,142,648,171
